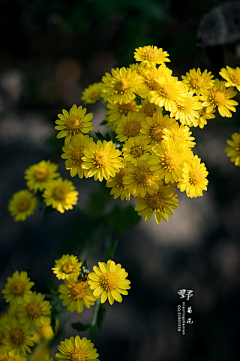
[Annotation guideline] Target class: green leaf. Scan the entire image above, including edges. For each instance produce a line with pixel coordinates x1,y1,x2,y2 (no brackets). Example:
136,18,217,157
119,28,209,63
95,131,112,142
88,325,97,341
105,204,141,235
44,275,59,295
105,239,118,262
134,94,142,106
71,322,91,332
96,303,107,329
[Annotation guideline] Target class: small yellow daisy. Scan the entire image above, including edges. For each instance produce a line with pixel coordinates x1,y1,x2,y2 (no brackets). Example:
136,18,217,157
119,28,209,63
82,140,123,182
88,260,131,305
219,66,240,91
105,100,141,128
32,322,54,344
1,271,34,307
181,68,214,95
225,131,240,166
43,178,78,213
0,350,27,361
195,106,216,129
55,336,99,361
3,317,34,355
139,112,175,145
115,111,144,142
134,184,178,223
59,278,96,313
171,92,203,127
52,254,82,280
106,161,131,201
25,160,60,192
81,82,103,104
55,104,94,144
138,98,163,118
134,45,170,67
8,190,37,222
122,137,151,165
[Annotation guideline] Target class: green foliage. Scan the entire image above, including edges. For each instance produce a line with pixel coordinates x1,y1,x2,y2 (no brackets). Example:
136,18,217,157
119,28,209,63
105,204,141,235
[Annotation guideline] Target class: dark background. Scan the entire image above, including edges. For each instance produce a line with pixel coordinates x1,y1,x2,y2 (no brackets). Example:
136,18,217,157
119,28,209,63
1,0,240,360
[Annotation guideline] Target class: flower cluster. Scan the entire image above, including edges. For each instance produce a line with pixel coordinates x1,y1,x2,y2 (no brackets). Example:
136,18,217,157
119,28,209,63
8,160,79,221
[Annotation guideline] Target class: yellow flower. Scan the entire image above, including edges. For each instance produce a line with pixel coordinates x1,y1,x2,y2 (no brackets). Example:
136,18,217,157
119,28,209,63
52,254,82,280
82,140,123,182
134,45,170,67
24,160,60,192
102,67,142,104
0,350,27,361
162,123,196,149
201,79,238,117
139,112,175,145
149,139,192,184
115,112,144,142
105,100,141,128
59,278,96,313
122,137,151,165
181,68,214,95
81,82,103,104
138,99,163,118
225,131,240,166
55,104,94,144
18,292,51,328
123,159,160,197
219,66,240,91
106,161,131,201
195,107,215,129
61,134,94,178
171,92,203,127
3,317,34,355
8,190,37,222
55,336,99,361
31,343,52,361
32,322,54,344
43,178,78,213
1,271,34,307
178,155,208,197
134,184,178,223
88,260,131,305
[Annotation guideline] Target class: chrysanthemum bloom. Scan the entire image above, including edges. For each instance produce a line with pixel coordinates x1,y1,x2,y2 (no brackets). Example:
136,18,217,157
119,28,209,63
102,67,142,104
61,134,94,178
139,112,175,145
88,260,131,305
178,155,208,198
219,66,240,91
171,92,203,127
0,349,27,361
52,254,82,280
134,184,178,223
55,105,94,144
106,161,131,201
81,82,103,104
59,278,96,313
149,74,185,112
8,190,37,222
115,112,144,142
136,64,172,98
43,178,78,213
3,317,34,355
225,131,240,166
18,292,51,328
122,137,151,165
162,123,196,149
55,336,99,361
30,344,52,361
134,45,170,67
32,322,54,344
181,68,214,96
149,139,192,184
25,160,60,192
2,271,34,307
82,140,123,182
201,79,238,117
195,107,215,129
123,159,160,197
105,100,141,128
139,99,163,118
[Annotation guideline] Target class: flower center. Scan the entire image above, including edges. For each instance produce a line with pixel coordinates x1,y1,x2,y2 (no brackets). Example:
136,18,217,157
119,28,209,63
100,271,118,291
131,145,144,158
9,328,24,346
135,166,153,186
52,186,67,201
34,167,49,182
117,101,138,115
65,115,83,135
114,79,129,94
150,124,164,141
67,281,87,301
70,146,84,166
62,262,75,274
17,198,30,212
160,151,179,172
190,76,203,89
67,348,86,361
210,90,226,106
25,301,42,320
145,77,161,91
145,191,165,211
93,151,109,169
89,90,101,100
0,331,5,345
144,103,158,117
189,169,204,185
143,48,158,61
115,169,126,188
230,74,240,86
10,280,25,296
123,119,141,138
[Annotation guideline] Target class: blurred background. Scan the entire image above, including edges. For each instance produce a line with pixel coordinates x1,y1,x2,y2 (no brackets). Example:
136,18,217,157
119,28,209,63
1,0,240,360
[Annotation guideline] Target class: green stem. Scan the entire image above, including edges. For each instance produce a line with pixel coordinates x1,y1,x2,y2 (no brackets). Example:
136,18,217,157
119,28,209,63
98,99,108,109
91,299,101,327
